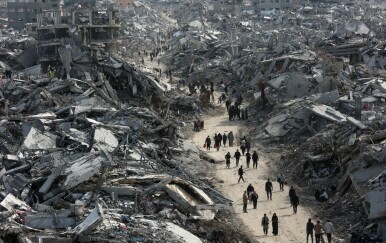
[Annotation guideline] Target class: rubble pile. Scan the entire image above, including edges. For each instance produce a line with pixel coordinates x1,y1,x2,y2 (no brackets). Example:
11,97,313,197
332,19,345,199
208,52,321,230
0,2,258,243
136,0,386,241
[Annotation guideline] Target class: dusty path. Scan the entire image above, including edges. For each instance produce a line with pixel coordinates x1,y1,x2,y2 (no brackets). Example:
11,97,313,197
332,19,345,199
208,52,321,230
192,99,314,243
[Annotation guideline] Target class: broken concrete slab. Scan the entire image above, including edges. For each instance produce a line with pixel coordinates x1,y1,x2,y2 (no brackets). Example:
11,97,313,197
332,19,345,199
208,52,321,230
23,127,56,150
62,154,104,190
25,214,76,229
93,128,118,153
70,203,104,236
0,193,32,211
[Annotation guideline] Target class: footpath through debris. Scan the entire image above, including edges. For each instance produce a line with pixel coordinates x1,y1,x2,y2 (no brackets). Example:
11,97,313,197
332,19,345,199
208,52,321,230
192,94,315,243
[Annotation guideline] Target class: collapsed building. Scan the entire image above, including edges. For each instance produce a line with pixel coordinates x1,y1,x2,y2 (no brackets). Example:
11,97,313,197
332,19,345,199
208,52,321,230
0,0,385,241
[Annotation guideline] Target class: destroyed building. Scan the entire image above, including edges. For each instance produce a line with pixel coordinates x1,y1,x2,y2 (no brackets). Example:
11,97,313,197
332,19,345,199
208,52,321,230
36,8,120,72
0,0,385,242
6,0,60,29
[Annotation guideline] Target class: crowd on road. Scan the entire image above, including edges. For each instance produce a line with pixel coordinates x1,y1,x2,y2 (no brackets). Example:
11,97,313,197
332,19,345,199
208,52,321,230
202,130,335,242
199,88,335,242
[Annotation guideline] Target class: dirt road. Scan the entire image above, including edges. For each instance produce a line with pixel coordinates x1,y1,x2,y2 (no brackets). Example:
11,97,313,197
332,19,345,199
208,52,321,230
192,101,314,243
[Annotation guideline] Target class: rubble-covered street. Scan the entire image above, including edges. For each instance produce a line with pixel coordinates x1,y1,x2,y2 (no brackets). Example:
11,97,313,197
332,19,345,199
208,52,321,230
0,0,385,242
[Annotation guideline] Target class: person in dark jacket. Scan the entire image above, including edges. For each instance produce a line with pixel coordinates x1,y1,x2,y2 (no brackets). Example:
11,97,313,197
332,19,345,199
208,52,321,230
225,99,231,111
234,149,241,167
225,152,231,169
245,151,251,168
272,213,279,236
217,133,223,147
228,131,234,147
246,183,254,200
252,151,259,169
245,140,251,153
251,191,258,209
289,186,296,206
238,166,245,183
205,136,211,151
292,193,299,214
265,179,273,200
306,218,315,243
240,138,246,155
222,133,227,146
261,214,269,235
215,136,221,151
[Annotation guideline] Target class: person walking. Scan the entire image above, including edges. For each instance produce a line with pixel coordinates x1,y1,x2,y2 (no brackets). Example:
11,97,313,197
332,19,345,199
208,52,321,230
292,193,299,214
246,151,251,168
242,191,248,213
307,218,315,243
278,173,285,191
314,220,323,243
225,152,231,169
246,183,254,200
261,214,269,235
245,140,251,153
217,133,223,148
252,151,259,169
238,166,245,183
228,131,234,147
324,220,334,243
222,133,227,146
265,179,273,200
215,135,221,152
289,186,296,206
205,136,211,151
272,213,278,236
251,191,258,209
240,138,246,155
234,149,241,167
225,99,231,111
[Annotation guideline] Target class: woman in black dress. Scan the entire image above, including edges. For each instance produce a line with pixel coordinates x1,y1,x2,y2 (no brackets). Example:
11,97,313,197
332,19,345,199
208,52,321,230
272,213,279,236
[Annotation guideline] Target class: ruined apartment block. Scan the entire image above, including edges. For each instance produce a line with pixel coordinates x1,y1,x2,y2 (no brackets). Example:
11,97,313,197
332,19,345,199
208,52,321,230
7,0,59,29
37,8,119,70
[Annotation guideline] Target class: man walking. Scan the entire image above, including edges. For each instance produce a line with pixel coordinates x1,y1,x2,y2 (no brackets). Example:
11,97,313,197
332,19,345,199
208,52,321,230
234,149,241,167
252,151,259,169
240,138,246,155
278,173,285,191
246,151,251,168
238,166,245,183
265,179,273,200
222,133,227,146
217,133,222,148
225,152,231,169
324,220,334,243
242,191,248,213
251,191,258,209
289,186,296,206
215,135,221,151
261,214,269,235
205,136,211,151
314,220,323,243
292,193,299,214
245,140,251,153
306,218,315,243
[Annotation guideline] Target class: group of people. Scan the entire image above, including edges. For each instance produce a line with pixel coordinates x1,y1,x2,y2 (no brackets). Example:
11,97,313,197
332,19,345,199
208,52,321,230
204,131,235,151
307,218,335,243
227,103,248,121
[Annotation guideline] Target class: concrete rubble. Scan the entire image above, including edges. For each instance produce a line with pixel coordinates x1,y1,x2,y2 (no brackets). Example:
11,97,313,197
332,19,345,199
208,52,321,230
0,0,385,241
